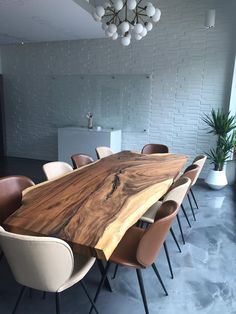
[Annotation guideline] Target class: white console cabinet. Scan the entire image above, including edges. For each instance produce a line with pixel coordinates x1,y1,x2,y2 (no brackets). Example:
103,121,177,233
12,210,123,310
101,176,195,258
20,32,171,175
58,127,122,164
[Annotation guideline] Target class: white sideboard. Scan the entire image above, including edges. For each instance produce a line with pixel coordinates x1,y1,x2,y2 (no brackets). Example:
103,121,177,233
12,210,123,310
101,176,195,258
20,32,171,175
58,127,122,164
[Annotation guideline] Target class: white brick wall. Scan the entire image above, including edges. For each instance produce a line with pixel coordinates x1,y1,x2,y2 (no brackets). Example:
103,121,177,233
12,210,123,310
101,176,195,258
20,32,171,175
1,0,236,178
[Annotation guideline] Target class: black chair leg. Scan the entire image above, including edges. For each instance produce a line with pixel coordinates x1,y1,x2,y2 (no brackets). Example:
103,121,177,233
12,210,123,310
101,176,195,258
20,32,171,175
181,204,191,228
170,228,181,253
176,214,185,245
0,251,3,262
12,286,26,314
190,188,199,209
55,292,61,314
42,291,46,299
136,269,149,314
80,280,99,314
112,264,119,279
89,262,111,314
152,263,168,296
163,241,173,279
187,194,196,221
96,259,113,292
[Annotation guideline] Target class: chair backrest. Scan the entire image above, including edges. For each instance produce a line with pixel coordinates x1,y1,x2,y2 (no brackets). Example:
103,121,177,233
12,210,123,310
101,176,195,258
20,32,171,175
136,200,178,267
192,155,207,185
0,176,34,225
95,146,114,159
0,227,74,292
182,164,200,187
141,144,169,154
163,177,191,206
71,154,94,169
43,161,73,180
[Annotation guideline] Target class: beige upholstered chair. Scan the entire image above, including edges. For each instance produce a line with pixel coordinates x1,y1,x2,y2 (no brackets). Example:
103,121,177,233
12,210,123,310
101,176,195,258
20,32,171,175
0,227,98,314
190,155,207,208
43,161,73,180
141,177,191,224
95,146,113,159
192,155,207,184
181,164,200,221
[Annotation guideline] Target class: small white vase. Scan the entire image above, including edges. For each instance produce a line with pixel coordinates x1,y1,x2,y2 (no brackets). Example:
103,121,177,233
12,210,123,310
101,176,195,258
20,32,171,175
205,169,228,190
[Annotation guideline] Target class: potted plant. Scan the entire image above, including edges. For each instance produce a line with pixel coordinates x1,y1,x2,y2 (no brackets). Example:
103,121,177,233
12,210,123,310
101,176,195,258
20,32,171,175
202,109,236,189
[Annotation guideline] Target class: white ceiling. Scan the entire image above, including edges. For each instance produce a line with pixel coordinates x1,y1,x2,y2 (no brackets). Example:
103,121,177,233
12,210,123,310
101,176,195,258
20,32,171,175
0,0,104,45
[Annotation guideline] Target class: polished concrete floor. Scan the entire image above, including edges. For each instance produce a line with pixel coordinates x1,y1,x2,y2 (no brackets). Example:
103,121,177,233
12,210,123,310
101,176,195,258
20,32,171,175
0,158,235,314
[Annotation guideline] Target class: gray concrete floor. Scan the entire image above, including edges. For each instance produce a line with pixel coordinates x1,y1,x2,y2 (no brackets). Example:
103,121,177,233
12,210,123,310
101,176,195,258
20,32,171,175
0,174,235,313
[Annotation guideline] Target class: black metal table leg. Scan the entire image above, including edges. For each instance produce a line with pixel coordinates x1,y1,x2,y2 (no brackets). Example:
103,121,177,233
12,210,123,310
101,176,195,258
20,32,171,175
89,262,111,314
97,259,113,292
80,280,99,314
112,264,119,279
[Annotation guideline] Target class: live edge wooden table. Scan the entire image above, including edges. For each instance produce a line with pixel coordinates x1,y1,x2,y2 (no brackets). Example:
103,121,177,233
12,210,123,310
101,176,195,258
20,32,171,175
4,151,187,261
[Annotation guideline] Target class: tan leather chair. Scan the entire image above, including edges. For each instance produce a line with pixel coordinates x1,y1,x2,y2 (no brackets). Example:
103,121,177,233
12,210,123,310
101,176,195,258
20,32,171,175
0,175,34,262
43,161,73,180
137,177,191,279
95,146,113,159
141,144,169,154
90,201,179,314
71,154,94,169
0,176,34,225
190,155,207,208
0,227,98,314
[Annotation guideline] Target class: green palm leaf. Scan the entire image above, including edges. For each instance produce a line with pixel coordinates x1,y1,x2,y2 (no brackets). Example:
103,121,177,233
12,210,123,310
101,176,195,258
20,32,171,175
202,109,236,170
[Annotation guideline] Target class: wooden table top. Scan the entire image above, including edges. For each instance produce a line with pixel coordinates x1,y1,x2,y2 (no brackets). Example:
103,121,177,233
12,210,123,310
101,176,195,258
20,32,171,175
4,151,187,260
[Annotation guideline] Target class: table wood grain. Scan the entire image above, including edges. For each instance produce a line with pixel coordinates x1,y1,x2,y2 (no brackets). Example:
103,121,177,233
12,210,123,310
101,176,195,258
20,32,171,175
4,151,187,260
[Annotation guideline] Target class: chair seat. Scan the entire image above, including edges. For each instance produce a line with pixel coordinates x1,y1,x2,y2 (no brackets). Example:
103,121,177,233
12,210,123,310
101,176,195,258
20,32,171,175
57,255,95,292
110,227,145,269
140,201,162,223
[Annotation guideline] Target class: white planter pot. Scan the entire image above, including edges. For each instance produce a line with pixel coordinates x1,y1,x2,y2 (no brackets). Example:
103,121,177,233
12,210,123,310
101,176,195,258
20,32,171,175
205,169,228,190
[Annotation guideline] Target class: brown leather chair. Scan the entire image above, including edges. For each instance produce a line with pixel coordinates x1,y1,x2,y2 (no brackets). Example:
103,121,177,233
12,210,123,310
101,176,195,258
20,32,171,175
90,200,179,314
180,164,200,221
0,175,35,225
141,144,169,154
0,175,34,262
71,154,94,169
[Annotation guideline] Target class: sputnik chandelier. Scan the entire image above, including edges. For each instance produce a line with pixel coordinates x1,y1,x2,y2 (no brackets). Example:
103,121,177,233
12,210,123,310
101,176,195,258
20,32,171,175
92,0,161,46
